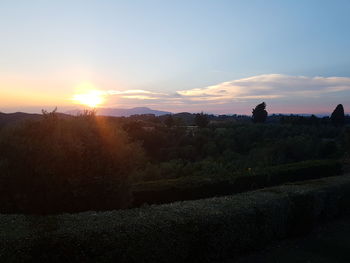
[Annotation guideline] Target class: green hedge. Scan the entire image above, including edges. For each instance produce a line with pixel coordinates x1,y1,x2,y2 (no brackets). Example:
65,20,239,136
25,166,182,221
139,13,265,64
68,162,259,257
1,175,350,262
132,159,342,206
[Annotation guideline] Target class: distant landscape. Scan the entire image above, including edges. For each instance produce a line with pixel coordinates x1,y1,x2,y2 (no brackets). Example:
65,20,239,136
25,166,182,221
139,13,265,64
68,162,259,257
66,107,171,117
0,102,349,214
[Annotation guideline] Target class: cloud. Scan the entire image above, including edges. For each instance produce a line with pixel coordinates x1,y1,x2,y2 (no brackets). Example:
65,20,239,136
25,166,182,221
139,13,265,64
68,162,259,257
99,74,350,113
176,74,350,102
100,89,168,100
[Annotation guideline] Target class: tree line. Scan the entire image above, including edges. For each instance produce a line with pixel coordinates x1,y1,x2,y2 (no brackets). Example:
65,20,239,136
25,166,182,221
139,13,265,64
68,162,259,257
162,103,347,128
251,102,346,126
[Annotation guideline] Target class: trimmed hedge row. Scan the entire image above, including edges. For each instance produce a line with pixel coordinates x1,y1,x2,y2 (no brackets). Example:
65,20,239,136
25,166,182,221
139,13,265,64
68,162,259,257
132,159,342,206
1,174,350,262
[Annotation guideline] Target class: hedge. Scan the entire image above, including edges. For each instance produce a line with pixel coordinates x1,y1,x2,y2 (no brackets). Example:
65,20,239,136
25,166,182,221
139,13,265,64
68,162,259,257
132,159,342,206
1,174,350,262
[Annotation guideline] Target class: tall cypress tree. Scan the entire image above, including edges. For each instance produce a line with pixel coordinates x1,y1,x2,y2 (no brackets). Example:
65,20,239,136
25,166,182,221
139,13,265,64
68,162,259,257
252,102,268,123
330,104,345,126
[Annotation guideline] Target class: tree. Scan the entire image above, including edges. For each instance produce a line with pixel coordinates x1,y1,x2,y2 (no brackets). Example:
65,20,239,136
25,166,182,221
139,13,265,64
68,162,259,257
195,112,209,128
252,102,268,123
331,104,345,126
164,115,174,128
0,114,144,214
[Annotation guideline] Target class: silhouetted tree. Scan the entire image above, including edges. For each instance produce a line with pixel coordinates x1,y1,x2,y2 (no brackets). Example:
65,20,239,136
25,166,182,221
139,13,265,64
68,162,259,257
331,104,345,126
195,112,209,128
164,115,174,128
252,102,268,123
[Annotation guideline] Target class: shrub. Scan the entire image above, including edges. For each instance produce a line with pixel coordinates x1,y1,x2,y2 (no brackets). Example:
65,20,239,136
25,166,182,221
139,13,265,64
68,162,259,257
2,175,350,262
132,160,342,206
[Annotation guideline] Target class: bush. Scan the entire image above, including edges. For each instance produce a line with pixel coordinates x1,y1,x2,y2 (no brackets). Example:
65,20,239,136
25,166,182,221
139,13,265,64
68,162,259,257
132,160,342,206
2,175,350,262
0,112,144,214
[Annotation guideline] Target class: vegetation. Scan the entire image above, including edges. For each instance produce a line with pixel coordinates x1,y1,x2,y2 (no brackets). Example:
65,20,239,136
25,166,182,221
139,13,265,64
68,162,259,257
331,104,345,126
0,111,144,214
252,102,268,123
128,122,344,182
0,105,348,214
164,114,174,128
194,112,209,128
1,175,350,262
132,159,342,206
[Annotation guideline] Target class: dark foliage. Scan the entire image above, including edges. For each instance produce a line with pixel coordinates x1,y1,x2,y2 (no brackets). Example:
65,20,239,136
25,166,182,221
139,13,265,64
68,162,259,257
0,107,347,214
252,102,268,123
3,175,349,263
164,115,175,127
0,111,144,214
331,104,345,126
280,115,330,125
194,112,209,128
128,122,344,182
132,160,342,206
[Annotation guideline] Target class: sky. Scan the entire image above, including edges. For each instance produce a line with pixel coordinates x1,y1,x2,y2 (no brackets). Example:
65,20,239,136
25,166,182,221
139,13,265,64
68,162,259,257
0,0,350,114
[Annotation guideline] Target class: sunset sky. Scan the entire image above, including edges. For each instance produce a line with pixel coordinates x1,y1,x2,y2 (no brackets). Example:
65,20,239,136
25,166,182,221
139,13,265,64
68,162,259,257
1,0,350,114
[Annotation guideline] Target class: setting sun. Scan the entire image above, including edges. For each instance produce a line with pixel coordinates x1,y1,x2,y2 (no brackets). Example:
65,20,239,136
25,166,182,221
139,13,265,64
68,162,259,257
72,90,104,108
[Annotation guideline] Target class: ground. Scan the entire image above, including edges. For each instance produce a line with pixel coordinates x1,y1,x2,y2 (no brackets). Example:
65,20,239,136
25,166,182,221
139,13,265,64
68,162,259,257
232,216,350,263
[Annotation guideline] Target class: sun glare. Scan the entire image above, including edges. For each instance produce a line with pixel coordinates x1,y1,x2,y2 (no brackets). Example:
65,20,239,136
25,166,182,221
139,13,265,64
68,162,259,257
72,90,104,108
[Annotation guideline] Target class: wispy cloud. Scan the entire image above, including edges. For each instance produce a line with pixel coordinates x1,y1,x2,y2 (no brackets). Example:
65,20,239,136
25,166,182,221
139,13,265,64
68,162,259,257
101,89,170,101
177,74,350,102
98,74,350,113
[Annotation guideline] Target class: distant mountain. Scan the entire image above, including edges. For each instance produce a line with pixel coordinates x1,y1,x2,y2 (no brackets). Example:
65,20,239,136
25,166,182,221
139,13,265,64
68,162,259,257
66,107,171,117
0,112,72,128
0,112,42,127
0,108,169,127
